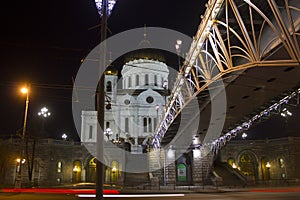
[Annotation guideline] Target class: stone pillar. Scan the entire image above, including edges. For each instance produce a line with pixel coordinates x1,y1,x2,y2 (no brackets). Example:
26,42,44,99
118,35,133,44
165,149,176,185
192,149,203,186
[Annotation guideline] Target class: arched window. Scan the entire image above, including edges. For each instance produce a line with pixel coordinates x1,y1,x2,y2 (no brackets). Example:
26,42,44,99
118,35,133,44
57,161,62,173
111,161,119,183
136,75,139,86
89,125,93,139
125,118,129,132
145,74,149,85
128,77,132,88
73,160,82,183
106,81,112,92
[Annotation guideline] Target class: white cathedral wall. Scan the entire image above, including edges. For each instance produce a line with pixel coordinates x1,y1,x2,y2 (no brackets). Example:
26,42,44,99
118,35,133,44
81,59,170,145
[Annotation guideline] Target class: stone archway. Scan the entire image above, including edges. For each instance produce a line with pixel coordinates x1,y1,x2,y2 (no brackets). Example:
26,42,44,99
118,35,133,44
87,157,97,183
237,151,259,182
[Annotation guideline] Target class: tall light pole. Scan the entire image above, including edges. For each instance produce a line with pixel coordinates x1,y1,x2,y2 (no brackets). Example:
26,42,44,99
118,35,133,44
94,1,116,199
15,86,30,188
21,87,29,140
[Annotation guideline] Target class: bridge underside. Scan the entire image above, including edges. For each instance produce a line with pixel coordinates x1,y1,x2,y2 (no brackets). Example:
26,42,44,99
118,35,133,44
162,65,300,147
161,37,300,147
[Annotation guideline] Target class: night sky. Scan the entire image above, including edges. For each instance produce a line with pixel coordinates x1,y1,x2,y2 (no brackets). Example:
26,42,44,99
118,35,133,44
0,0,206,140
0,0,299,142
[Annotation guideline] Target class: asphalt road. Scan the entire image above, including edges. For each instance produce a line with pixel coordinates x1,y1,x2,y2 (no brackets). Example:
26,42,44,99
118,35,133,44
1,192,300,200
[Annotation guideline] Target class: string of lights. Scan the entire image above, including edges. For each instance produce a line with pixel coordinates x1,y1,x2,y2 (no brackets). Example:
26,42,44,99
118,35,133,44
199,87,300,156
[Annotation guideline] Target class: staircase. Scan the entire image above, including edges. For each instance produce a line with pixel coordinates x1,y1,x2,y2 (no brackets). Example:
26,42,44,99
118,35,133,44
214,162,247,187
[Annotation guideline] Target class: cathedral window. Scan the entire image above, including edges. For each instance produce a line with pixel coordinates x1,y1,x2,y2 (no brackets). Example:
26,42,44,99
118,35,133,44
106,81,112,92
128,77,132,88
143,117,154,133
89,125,93,139
145,74,149,85
143,118,147,132
124,99,130,105
146,96,154,104
136,75,139,86
125,118,129,132
148,118,152,132
154,75,157,86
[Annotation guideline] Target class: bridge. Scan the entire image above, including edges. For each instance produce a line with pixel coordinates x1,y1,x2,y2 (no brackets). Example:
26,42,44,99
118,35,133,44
152,0,300,166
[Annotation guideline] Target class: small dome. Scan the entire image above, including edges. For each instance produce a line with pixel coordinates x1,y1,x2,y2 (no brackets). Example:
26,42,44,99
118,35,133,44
124,49,166,64
105,70,118,76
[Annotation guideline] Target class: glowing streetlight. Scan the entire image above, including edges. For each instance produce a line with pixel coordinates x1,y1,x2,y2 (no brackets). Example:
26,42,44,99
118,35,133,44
232,163,237,169
38,107,51,118
62,133,68,140
104,128,113,140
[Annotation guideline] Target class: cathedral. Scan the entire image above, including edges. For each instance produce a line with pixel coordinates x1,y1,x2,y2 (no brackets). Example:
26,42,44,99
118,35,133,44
81,50,170,153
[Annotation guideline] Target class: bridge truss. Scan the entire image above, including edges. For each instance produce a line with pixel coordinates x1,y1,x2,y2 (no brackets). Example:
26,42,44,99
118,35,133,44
153,0,300,150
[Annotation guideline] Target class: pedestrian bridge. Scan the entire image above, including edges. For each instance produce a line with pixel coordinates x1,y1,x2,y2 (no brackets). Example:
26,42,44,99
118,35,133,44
153,0,300,153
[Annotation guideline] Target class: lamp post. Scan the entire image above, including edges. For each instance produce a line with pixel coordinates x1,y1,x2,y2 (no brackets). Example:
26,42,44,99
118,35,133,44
15,86,30,188
21,87,29,140
94,1,117,199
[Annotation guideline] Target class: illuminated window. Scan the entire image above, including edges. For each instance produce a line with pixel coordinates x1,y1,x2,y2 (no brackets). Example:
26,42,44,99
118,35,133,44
279,158,285,168
57,161,62,173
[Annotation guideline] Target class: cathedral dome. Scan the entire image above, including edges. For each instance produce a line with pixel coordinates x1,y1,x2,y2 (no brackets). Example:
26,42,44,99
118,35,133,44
124,49,166,64
121,50,169,90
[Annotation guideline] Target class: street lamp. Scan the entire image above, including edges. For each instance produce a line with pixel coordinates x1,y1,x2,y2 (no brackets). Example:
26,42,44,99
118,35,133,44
38,107,51,136
38,107,51,118
104,128,113,140
15,86,30,188
242,133,247,139
62,133,68,140
266,162,271,180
